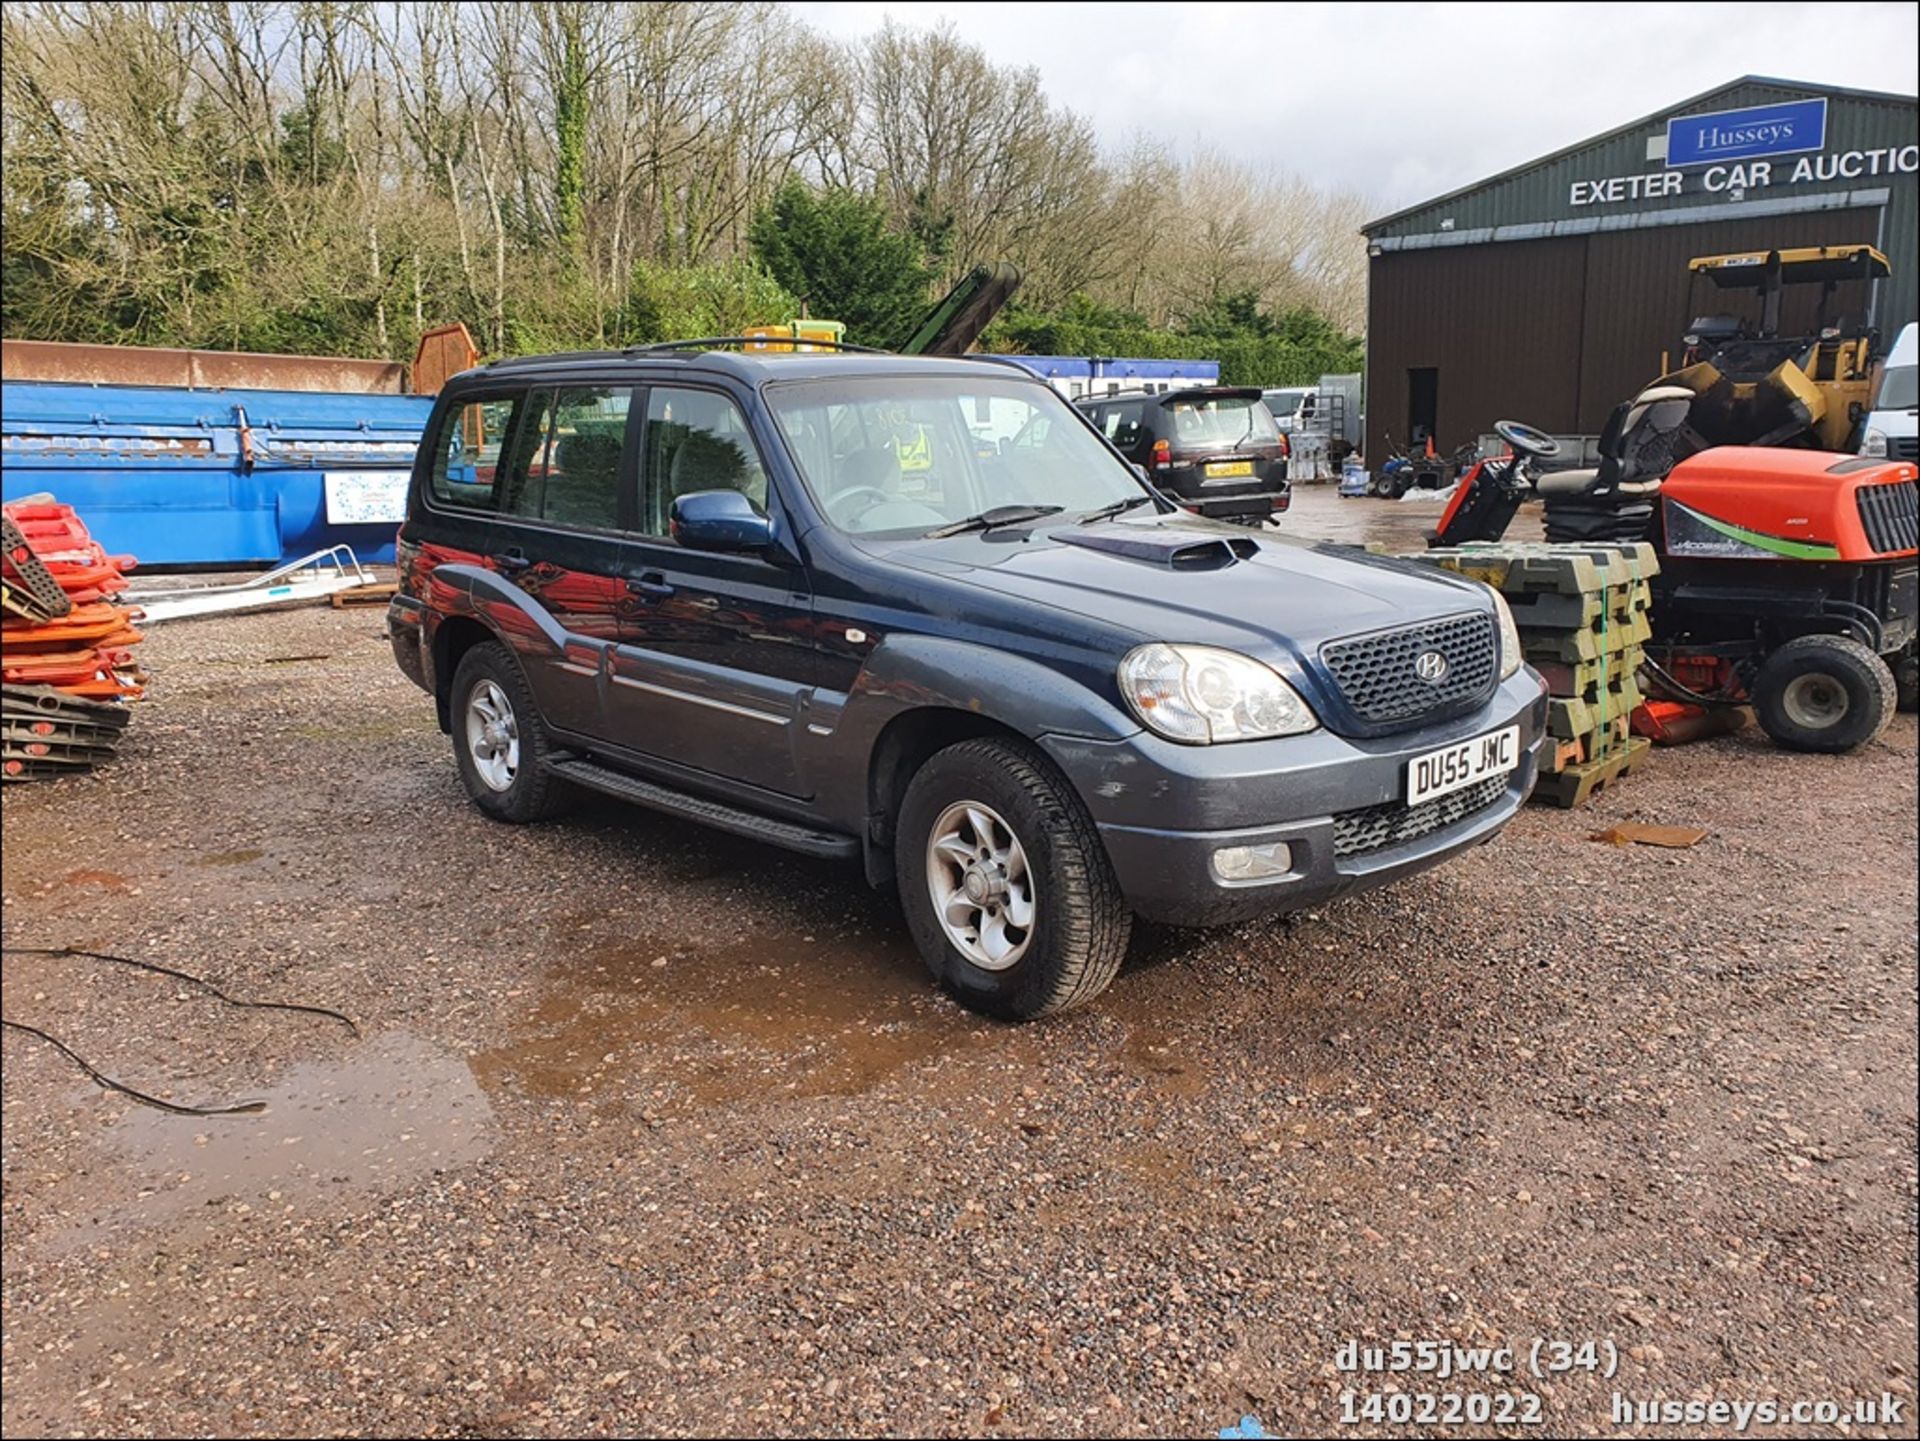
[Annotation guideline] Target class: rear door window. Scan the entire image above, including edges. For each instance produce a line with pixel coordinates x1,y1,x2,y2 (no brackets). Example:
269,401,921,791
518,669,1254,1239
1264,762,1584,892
528,387,634,530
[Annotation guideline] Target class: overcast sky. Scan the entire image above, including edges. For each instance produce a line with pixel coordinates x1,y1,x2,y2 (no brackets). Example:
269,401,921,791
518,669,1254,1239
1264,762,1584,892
790,1,1919,216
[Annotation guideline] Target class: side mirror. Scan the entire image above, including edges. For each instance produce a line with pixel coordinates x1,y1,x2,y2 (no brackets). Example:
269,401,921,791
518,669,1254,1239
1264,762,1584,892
1130,462,1149,482
669,489,775,553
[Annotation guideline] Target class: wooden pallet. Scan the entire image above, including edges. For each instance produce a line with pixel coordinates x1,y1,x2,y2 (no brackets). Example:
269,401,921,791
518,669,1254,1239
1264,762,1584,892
1531,735,1652,808
330,581,399,609
1548,734,1587,770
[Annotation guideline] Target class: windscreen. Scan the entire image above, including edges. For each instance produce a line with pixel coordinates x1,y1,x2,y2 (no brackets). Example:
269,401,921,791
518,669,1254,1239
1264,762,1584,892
1169,395,1279,450
1263,391,1303,418
767,374,1146,536
1879,364,1918,411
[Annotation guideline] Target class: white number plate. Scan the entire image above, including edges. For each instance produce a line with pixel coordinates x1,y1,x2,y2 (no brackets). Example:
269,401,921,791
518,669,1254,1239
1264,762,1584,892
1407,725,1519,806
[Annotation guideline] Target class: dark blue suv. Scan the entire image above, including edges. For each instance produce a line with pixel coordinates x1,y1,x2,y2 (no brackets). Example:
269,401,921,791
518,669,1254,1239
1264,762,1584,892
389,346,1547,1019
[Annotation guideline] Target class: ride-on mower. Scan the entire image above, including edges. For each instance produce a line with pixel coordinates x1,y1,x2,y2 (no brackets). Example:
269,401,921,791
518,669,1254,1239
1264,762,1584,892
1429,401,1918,754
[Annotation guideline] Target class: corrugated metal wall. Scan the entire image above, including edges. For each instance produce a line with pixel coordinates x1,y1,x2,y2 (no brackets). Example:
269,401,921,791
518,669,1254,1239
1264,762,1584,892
1365,206,1886,462
1365,239,1586,460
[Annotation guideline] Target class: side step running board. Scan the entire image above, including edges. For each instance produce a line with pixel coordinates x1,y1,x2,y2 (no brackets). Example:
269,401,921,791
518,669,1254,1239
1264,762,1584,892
546,758,860,861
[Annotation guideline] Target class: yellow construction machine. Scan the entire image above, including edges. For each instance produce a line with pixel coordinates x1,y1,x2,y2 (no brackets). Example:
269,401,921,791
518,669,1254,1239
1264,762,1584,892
1654,243,1891,452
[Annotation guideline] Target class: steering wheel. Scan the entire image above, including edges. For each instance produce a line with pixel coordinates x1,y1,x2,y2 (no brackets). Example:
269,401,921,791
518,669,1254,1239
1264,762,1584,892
1493,420,1561,460
825,486,894,527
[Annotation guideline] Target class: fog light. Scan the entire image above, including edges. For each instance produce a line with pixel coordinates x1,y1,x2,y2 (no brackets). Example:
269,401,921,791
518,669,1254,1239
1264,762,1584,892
1211,841,1293,883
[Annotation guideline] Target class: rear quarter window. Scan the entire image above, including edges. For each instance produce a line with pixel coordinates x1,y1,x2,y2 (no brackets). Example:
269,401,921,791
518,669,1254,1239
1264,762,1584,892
429,393,522,511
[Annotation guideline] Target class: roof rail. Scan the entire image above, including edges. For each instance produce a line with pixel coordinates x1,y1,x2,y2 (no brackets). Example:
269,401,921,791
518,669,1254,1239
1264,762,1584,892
963,354,1048,377
623,336,894,356
480,349,626,371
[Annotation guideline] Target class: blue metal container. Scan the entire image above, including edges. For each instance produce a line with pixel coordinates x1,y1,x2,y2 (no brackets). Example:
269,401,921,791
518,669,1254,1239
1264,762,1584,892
982,354,1221,403
0,381,431,567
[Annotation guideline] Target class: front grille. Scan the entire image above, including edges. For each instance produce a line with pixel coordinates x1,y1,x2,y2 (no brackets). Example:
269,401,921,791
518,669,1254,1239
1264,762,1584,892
1889,436,1918,464
1320,612,1498,729
1857,479,1918,554
1332,774,1510,859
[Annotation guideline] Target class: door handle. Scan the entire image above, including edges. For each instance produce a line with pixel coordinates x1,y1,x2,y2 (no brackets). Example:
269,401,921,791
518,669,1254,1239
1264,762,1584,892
626,572,675,599
489,548,531,575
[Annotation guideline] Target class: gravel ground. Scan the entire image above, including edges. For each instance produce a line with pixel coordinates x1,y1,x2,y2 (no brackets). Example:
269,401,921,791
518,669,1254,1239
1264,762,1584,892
3,486,1914,1438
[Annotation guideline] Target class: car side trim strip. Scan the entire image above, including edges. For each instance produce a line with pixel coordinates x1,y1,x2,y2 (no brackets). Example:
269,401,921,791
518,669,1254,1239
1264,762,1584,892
607,672,787,725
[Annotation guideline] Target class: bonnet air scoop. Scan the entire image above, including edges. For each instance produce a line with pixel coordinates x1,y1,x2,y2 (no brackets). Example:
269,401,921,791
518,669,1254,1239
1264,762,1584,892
1051,527,1261,569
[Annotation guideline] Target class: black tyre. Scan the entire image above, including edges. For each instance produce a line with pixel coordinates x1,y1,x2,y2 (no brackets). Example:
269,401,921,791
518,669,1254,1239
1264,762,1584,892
449,641,570,821
895,737,1131,1021
1891,640,1918,713
1751,635,1897,754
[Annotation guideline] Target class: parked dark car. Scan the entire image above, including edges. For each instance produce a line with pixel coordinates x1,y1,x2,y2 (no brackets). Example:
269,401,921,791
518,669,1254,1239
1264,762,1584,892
1078,386,1291,524
388,346,1546,1019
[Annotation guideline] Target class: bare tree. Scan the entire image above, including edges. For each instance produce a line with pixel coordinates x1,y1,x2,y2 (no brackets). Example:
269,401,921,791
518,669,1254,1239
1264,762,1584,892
1,2,1371,360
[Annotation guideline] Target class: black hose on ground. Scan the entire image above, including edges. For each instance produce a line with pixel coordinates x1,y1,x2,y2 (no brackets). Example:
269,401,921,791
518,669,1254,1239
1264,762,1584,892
0,1018,266,1116
3,945,359,1035
0,943,360,1117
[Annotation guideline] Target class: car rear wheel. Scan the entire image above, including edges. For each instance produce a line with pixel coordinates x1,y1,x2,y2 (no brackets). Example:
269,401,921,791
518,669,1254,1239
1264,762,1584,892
450,641,569,821
896,737,1131,1021
1751,635,1896,754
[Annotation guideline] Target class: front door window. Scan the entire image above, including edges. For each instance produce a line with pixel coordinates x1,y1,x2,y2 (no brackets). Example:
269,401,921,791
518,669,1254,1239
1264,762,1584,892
642,387,769,535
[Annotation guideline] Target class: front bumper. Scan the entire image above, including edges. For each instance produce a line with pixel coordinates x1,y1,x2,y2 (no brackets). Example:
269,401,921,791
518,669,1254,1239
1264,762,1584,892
1042,671,1549,925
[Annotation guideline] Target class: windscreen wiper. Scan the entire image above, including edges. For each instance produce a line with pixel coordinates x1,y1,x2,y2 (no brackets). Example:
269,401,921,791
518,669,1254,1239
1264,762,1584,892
1078,494,1154,524
925,504,1064,538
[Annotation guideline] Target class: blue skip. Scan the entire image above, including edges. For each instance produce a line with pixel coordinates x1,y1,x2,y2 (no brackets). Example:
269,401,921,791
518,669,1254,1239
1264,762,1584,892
1,380,432,568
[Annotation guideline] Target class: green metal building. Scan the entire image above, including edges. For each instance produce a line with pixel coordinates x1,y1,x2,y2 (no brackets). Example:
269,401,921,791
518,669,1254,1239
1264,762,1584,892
1362,76,1918,462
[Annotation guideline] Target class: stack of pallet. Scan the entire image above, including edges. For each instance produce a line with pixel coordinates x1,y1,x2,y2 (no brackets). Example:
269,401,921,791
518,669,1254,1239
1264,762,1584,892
1418,542,1658,808
2,500,143,781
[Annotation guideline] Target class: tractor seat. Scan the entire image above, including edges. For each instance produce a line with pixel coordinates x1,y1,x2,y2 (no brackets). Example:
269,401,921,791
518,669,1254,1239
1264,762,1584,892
1535,467,1664,502
1628,384,1696,403
1535,468,1600,497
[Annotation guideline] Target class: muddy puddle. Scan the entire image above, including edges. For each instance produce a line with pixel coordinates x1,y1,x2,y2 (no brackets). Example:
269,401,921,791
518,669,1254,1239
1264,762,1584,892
468,917,1290,1115
65,1031,493,1243
471,925,1012,1110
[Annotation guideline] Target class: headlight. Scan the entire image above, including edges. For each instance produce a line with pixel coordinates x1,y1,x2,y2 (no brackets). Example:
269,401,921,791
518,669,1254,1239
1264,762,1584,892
1861,428,1888,458
1118,643,1318,743
1489,588,1523,679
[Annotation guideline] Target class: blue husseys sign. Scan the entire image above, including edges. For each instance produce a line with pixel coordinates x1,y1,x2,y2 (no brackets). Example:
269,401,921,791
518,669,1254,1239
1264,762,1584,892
1666,98,1827,168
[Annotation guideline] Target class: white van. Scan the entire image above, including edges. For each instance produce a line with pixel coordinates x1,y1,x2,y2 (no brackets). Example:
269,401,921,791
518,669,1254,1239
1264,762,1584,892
1860,322,1917,463
1260,386,1315,435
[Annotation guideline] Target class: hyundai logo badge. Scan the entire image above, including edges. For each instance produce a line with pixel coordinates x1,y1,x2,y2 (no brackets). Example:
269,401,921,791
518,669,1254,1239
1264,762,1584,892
1415,650,1449,683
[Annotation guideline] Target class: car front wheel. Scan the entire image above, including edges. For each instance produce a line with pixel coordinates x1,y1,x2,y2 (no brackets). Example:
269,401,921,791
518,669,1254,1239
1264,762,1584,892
896,737,1131,1021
